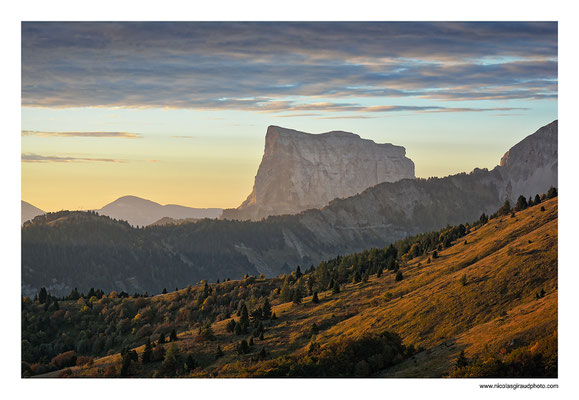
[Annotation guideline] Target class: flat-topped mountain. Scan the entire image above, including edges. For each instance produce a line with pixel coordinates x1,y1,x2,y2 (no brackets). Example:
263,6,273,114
97,195,222,227
222,126,415,221
21,121,557,297
21,201,45,225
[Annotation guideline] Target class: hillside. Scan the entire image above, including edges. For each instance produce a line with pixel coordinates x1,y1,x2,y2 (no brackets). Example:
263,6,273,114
21,122,558,296
22,196,557,378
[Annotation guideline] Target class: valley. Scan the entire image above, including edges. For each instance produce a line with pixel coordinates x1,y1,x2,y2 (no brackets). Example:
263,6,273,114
22,195,557,378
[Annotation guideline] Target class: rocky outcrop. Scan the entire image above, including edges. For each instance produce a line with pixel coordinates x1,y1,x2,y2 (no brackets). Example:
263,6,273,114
21,201,45,225
222,126,415,221
498,120,558,200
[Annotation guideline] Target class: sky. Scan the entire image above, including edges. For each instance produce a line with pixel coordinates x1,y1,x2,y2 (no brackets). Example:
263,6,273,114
21,22,558,212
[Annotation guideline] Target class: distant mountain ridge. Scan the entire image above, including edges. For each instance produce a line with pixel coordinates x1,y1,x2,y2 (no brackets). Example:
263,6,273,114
96,195,222,227
22,121,557,296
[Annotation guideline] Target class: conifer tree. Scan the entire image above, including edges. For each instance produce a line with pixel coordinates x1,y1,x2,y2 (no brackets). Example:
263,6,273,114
185,354,196,372
547,186,557,199
395,271,404,281
498,199,511,216
239,304,249,332
162,288,167,295
534,194,541,204
456,350,468,369
158,333,166,344
142,337,152,364
233,322,242,336
292,287,303,305
295,265,303,279
161,343,181,376
262,298,272,319
312,291,319,304
332,281,340,294
215,345,224,359
38,287,47,304
515,195,528,211
170,328,177,342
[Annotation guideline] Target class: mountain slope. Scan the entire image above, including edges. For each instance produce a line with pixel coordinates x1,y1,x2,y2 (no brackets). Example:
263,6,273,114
21,122,558,295
21,200,45,225
24,197,557,378
97,195,222,227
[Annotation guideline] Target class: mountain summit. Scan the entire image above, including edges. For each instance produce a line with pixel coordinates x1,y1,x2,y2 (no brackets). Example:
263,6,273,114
222,125,415,220
97,195,222,227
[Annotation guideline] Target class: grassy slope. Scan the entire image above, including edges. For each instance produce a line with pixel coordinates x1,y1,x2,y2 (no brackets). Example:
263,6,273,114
55,198,557,378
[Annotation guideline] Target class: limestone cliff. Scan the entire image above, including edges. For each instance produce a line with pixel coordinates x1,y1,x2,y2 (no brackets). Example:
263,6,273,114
498,120,558,201
222,126,415,220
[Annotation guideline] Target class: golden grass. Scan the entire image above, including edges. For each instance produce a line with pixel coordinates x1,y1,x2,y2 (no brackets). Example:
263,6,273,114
75,198,558,377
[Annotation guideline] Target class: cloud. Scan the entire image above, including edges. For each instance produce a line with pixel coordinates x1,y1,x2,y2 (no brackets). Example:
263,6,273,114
21,22,557,112
21,153,124,163
21,130,142,139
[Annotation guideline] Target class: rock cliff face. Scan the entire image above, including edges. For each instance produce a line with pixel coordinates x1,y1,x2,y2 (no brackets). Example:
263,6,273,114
498,120,558,200
222,126,415,220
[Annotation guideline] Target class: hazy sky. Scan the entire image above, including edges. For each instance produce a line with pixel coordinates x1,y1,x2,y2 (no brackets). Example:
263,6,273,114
21,22,558,212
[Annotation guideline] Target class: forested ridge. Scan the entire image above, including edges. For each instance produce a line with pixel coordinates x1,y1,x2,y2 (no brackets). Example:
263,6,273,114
22,191,557,378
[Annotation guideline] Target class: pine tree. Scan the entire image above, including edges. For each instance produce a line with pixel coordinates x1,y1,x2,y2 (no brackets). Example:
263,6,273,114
259,331,264,340
170,329,177,342
456,350,468,369
161,343,181,376
332,281,340,294
498,199,511,216
479,213,488,224
312,291,319,304
249,337,254,347
547,187,557,199
534,194,541,205
185,354,196,371
295,265,303,279
162,288,167,295
311,322,319,335
515,195,528,211
432,250,438,259
262,298,272,319
226,319,236,333
215,345,224,359
376,267,383,278
158,333,166,344
38,287,47,304
142,337,152,364
292,287,302,305
395,271,404,281
259,347,267,359
237,340,249,355
239,304,249,332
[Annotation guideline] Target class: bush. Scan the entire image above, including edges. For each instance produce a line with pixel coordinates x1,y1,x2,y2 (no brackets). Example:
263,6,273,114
50,350,77,369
